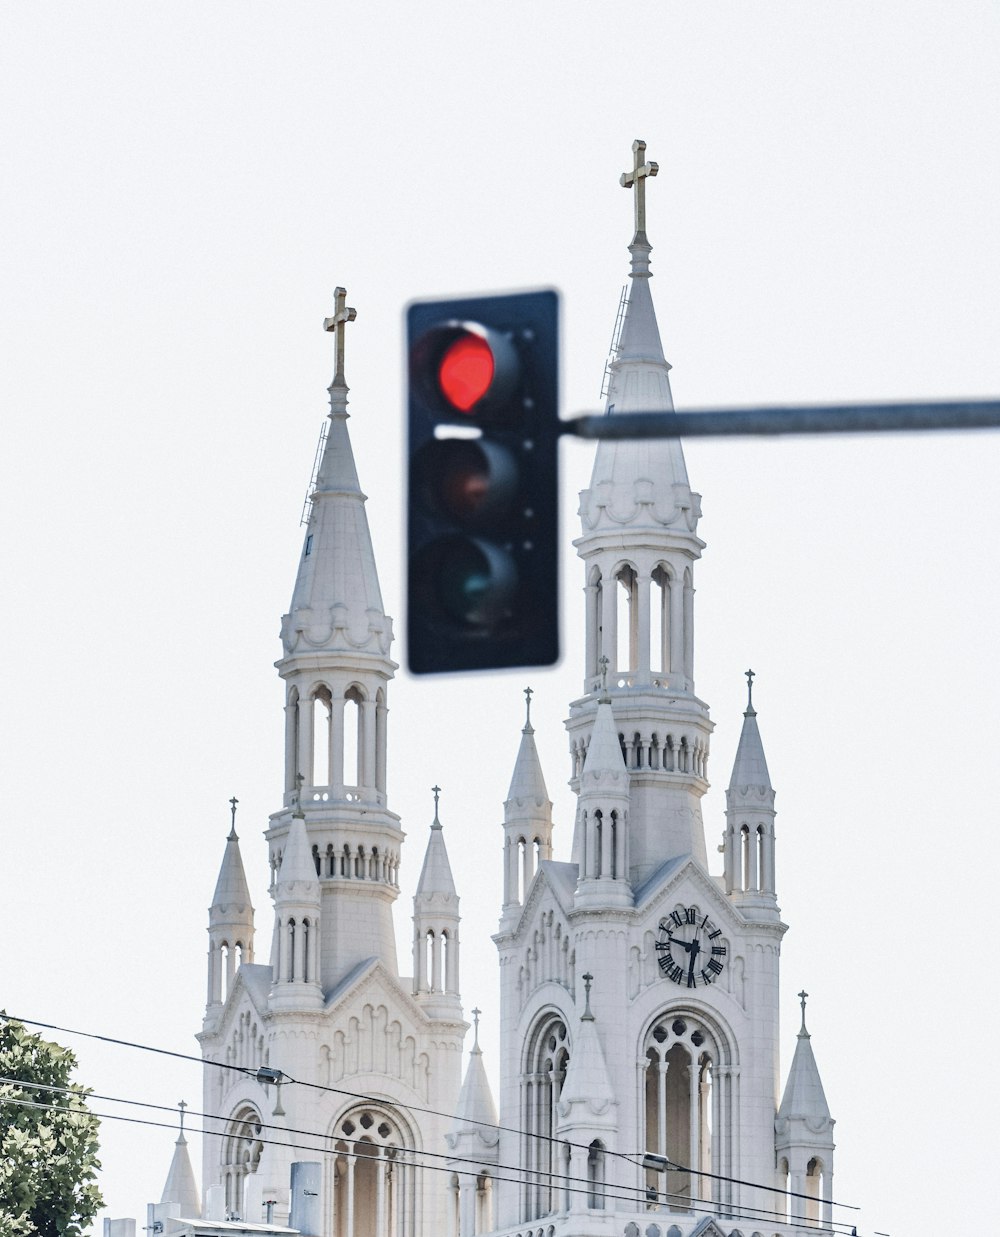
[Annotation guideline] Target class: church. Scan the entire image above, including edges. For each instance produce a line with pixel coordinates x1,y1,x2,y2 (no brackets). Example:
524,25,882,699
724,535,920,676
149,141,839,1237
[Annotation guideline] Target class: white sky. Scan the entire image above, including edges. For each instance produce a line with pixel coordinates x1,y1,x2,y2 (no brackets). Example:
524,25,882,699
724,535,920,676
2,4,998,1235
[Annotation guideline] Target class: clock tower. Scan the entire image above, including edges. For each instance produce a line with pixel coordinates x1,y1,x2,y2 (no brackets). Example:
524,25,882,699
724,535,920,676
492,140,836,1236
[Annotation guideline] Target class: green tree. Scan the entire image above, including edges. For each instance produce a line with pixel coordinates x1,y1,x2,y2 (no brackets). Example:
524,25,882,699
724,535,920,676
0,1014,103,1237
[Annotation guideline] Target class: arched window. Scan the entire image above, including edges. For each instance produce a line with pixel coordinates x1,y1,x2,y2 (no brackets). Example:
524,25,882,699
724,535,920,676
616,565,638,674
651,565,671,675
644,1014,721,1212
344,686,364,789
312,686,333,787
221,1105,263,1218
522,1015,570,1221
331,1106,414,1237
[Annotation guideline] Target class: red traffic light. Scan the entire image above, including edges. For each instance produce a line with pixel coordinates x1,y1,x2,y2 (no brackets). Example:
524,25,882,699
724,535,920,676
438,333,495,413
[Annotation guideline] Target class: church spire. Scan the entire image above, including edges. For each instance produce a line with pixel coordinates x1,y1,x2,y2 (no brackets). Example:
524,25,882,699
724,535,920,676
776,992,836,1228
412,788,462,1016
501,688,553,919
269,814,323,1011
568,140,711,883
723,670,778,908
160,1103,201,1218
267,288,403,995
205,801,254,1023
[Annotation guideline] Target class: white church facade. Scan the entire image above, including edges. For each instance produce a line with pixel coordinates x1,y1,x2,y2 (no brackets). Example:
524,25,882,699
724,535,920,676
149,142,838,1237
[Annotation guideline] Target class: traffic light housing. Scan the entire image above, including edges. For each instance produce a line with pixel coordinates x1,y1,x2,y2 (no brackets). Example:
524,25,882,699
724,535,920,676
406,290,559,674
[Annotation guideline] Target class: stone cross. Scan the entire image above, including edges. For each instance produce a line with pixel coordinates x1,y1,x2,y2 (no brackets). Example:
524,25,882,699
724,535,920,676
619,139,659,239
323,286,357,385
524,686,533,728
745,668,755,712
178,1099,187,1134
432,784,441,823
472,1006,481,1049
229,796,238,829
582,971,594,1020
598,653,610,697
292,771,304,812
798,989,809,1033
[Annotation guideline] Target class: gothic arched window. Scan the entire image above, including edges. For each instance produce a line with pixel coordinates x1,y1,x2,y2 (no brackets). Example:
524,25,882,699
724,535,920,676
643,1014,722,1212
331,1106,415,1237
522,1014,570,1221
221,1105,263,1218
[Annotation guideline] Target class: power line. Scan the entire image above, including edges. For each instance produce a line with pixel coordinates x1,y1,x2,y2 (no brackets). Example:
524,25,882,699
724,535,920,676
2,1013,857,1221
2,1094,857,1237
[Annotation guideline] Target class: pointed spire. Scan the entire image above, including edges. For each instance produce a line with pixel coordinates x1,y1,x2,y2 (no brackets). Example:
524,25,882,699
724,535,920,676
210,812,253,917
557,976,615,1119
453,1009,499,1131
579,139,700,542
280,289,392,661
416,788,457,898
505,688,550,806
275,814,320,890
728,671,773,798
778,994,832,1124
582,700,627,778
160,1103,201,1217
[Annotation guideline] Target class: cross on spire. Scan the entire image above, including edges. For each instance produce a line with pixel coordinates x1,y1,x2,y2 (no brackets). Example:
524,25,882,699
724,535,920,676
523,686,533,730
620,139,659,241
432,784,441,826
471,1006,481,1050
177,1099,187,1135
745,668,756,716
229,796,238,837
598,653,610,699
798,989,809,1035
323,286,357,386
582,971,595,1020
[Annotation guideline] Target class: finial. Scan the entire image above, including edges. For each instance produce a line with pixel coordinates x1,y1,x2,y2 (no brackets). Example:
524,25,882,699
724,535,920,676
744,668,757,717
582,972,595,1021
523,686,534,732
323,286,357,390
620,138,658,243
228,796,239,839
292,771,305,817
177,1099,188,1139
471,1007,481,1051
432,784,442,828
798,989,809,1036
598,654,610,701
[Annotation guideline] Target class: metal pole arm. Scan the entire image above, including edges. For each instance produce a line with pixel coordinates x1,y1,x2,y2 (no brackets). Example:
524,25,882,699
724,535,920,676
561,398,1000,441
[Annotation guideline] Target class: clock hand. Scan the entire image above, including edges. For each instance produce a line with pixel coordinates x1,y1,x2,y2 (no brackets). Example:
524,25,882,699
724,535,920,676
670,937,695,954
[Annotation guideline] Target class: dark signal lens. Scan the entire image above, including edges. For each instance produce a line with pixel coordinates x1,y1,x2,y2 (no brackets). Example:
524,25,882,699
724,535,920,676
414,440,518,526
437,332,495,412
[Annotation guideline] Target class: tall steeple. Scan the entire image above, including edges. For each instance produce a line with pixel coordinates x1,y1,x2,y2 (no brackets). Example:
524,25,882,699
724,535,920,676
568,141,712,883
160,1105,201,1218
722,670,779,916
501,688,553,922
412,787,462,1019
205,800,254,1025
267,289,403,993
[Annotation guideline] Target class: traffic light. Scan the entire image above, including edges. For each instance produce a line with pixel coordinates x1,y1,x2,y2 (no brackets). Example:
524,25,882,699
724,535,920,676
406,290,560,674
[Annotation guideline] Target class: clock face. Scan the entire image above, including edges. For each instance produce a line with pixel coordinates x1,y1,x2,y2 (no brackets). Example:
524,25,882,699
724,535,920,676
656,906,727,987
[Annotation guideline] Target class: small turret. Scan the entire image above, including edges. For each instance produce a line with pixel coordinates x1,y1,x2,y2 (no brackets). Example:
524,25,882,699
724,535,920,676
269,814,323,1011
446,1010,500,1237
206,800,254,1023
556,974,616,1214
412,788,462,1018
573,694,632,909
501,689,553,921
775,993,836,1229
160,1105,201,1218
722,670,778,910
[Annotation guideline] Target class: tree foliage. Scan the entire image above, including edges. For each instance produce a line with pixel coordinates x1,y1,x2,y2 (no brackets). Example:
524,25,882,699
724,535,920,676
0,1014,104,1237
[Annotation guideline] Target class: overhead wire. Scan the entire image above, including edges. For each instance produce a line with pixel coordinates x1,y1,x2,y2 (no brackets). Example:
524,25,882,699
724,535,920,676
1,1092,858,1237
2,1013,857,1224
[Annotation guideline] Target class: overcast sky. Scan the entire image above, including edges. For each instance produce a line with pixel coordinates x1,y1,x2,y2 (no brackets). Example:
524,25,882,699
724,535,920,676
2,4,999,1235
